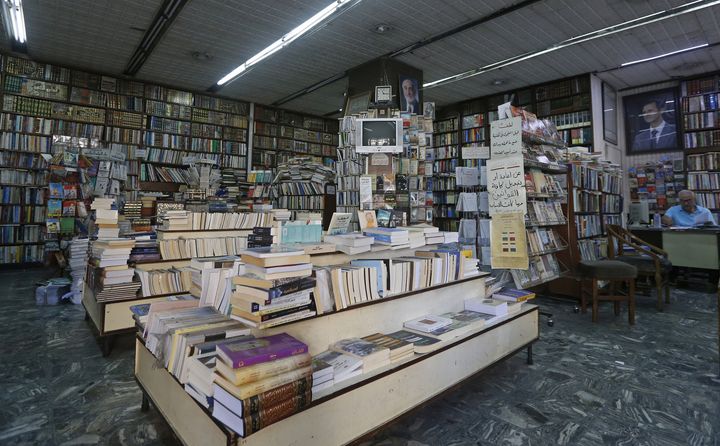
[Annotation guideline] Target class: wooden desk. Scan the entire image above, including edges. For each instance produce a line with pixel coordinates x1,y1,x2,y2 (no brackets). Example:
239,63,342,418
629,227,720,270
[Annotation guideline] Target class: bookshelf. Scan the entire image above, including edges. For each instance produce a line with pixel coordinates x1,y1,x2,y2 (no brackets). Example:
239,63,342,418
510,127,569,289
681,74,720,222
251,104,338,173
431,115,460,230
627,159,684,217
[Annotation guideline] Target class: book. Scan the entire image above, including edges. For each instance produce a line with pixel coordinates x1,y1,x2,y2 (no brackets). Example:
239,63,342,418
403,314,453,333
312,350,363,383
327,212,352,235
361,333,414,362
356,210,377,231
331,338,390,372
492,288,536,302
217,333,308,369
242,252,311,268
213,366,312,401
323,233,374,247
212,390,312,438
233,277,316,302
464,298,508,316
385,330,442,354
244,264,313,280
216,353,312,386
212,376,312,418
240,246,305,258
406,310,488,341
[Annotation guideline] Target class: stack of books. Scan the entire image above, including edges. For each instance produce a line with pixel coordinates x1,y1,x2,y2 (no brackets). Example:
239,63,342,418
323,233,373,255
246,226,275,248
212,333,313,438
406,224,443,245
363,227,410,249
462,257,481,278
87,238,139,302
403,310,490,342
361,332,414,363
91,198,119,239
67,237,89,296
310,350,363,397
330,337,390,373
230,247,316,328
129,235,161,263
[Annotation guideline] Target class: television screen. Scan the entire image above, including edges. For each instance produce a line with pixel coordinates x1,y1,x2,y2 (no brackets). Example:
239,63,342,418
356,118,403,153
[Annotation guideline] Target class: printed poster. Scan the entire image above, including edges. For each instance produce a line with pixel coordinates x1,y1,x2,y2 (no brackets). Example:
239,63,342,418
490,212,528,270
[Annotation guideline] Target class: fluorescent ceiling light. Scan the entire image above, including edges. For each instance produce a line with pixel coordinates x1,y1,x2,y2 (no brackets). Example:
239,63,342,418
1,0,27,44
621,43,709,66
217,0,359,86
424,0,720,88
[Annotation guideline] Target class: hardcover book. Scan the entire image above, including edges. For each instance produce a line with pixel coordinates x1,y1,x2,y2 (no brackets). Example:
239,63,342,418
217,333,309,369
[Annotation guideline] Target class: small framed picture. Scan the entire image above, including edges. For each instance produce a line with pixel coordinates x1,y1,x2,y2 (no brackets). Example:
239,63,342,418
345,91,371,116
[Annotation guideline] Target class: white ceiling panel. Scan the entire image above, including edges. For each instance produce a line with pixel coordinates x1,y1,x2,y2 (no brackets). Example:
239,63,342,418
5,0,720,115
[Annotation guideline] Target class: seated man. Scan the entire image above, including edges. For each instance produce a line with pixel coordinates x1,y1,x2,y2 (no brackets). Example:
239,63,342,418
661,190,717,227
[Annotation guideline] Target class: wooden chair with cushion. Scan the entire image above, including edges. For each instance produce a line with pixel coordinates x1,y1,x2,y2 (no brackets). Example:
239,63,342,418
606,224,672,311
578,260,637,324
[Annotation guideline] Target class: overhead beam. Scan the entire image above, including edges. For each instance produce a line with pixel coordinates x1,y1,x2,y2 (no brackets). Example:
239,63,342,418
124,0,189,76
272,0,542,107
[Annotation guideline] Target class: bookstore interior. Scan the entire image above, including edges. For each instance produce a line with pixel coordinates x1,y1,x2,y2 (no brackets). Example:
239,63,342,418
1,1,720,445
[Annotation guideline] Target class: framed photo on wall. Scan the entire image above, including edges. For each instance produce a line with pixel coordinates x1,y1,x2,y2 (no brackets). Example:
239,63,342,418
398,75,421,114
623,87,680,155
602,82,617,145
345,91,371,116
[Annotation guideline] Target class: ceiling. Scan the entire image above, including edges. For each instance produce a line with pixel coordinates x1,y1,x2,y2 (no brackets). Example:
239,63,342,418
5,0,720,115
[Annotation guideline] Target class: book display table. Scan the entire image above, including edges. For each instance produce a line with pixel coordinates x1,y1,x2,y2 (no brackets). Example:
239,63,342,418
83,247,422,355
134,275,540,445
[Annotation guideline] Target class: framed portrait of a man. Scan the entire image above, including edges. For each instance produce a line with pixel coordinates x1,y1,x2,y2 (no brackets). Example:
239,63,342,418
398,75,421,114
623,88,680,154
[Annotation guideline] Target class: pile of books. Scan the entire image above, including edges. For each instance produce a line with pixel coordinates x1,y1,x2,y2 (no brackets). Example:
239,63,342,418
230,246,316,329
87,238,139,302
403,310,491,342
363,227,410,249
212,333,313,437
323,233,373,255
91,197,119,239
67,237,89,296
129,234,161,263
310,350,362,397
246,226,275,249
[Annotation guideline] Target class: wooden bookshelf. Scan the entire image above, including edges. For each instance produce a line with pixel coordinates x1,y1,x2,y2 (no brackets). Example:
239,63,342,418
681,74,720,218
251,104,338,173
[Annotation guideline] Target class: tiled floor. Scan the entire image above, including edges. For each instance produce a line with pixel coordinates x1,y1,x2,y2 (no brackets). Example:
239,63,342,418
1,267,718,445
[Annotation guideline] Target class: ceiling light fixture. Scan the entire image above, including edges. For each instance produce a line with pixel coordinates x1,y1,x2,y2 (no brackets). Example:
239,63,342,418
621,43,709,66
216,0,361,86
424,0,720,89
1,0,27,46
373,23,391,34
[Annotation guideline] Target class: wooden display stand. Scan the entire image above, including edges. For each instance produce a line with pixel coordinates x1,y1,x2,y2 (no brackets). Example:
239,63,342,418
134,274,539,446
82,247,423,355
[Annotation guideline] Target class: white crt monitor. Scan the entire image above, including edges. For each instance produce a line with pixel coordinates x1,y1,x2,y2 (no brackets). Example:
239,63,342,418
355,118,404,153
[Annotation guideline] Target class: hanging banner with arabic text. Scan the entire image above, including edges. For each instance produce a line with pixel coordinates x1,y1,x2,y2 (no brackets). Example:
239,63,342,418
487,156,527,215
490,117,522,159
